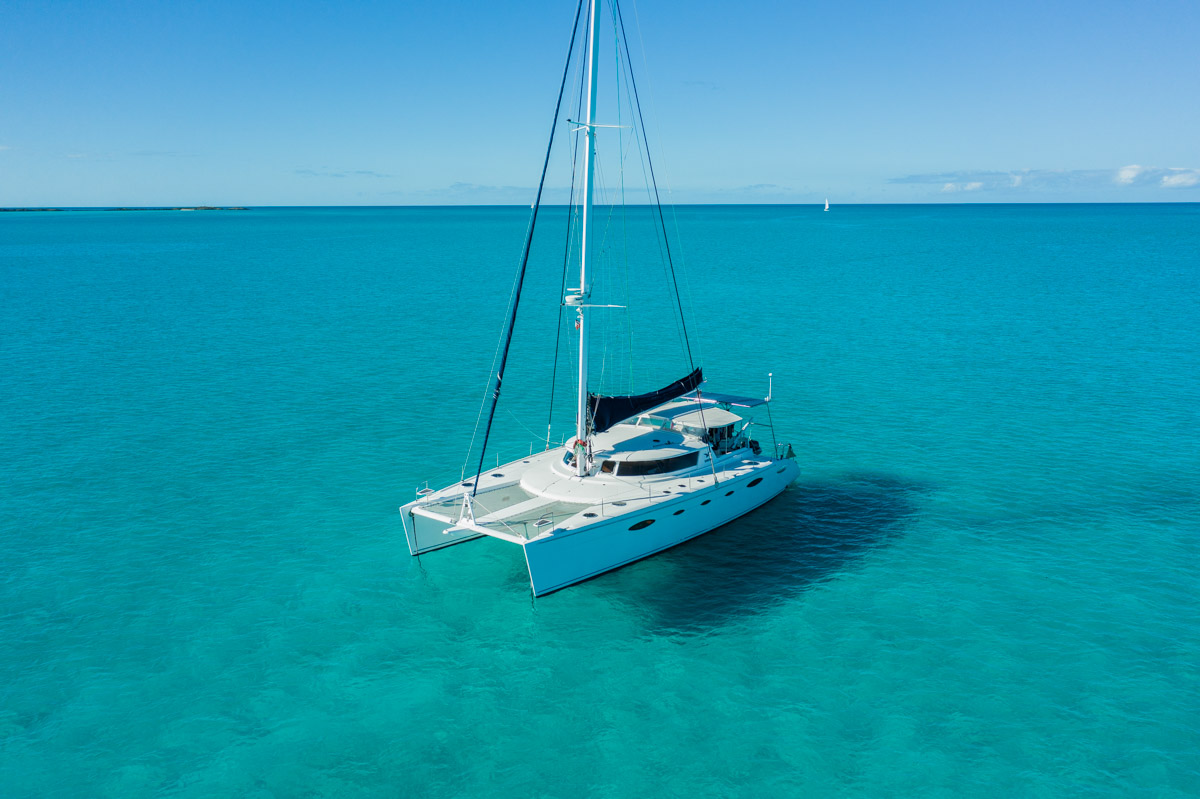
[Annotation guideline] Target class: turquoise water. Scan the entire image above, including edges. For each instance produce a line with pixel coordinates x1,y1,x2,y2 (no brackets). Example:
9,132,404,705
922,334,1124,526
2,204,1198,797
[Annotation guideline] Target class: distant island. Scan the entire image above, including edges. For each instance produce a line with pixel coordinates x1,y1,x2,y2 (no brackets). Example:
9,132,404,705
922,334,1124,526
1,206,249,212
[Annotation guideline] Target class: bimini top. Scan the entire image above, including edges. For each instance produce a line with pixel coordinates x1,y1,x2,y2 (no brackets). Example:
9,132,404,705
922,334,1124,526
637,400,743,429
681,391,766,408
666,407,743,429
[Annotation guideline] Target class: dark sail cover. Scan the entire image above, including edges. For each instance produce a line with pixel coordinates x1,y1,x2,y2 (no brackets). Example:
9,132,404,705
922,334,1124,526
588,368,703,433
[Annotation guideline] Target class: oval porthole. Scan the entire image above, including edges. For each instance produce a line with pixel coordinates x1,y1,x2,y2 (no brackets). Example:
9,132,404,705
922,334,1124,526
629,519,655,531
673,509,685,516
492,473,504,478
725,490,735,496
613,501,627,507
678,484,686,488
461,482,474,487
748,478,763,487
663,489,671,494
701,499,711,506
583,512,597,518
776,467,786,474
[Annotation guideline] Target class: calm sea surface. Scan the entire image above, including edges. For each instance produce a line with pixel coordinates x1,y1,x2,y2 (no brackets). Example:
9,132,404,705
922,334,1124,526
2,204,1198,797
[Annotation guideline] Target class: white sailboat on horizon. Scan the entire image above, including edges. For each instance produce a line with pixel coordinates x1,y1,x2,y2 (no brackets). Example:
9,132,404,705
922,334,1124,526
824,198,830,211
400,0,800,596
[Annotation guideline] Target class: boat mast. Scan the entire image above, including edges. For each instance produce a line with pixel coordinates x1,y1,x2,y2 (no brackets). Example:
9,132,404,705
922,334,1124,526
574,0,601,477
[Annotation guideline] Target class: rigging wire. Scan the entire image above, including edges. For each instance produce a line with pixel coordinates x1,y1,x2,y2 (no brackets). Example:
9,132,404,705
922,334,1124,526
613,0,695,371
612,27,689,374
592,153,614,392
468,0,586,493
625,0,703,368
546,5,590,449
461,213,533,478
612,0,635,394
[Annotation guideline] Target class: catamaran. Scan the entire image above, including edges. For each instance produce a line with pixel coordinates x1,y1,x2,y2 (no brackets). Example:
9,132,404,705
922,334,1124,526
401,0,800,596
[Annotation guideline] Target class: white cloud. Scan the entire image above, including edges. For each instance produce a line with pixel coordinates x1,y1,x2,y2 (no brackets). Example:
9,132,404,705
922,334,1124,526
295,168,393,179
0,145,10,152
1161,169,1200,188
738,183,790,192
893,165,1199,194
381,182,540,204
1116,164,1143,184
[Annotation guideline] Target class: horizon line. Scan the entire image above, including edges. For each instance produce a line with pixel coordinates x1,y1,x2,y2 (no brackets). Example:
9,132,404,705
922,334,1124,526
4,201,1199,212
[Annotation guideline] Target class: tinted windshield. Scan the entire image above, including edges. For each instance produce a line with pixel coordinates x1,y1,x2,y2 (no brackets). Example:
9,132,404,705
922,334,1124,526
617,451,699,476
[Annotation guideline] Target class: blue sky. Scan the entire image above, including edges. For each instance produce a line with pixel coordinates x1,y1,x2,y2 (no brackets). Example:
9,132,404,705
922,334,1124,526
2,0,1197,205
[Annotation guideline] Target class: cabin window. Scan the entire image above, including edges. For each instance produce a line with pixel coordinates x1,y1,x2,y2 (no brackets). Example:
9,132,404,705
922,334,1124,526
600,460,616,474
673,509,685,516
725,490,735,496
616,451,700,476
748,477,763,487
701,499,711,505
629,519,655,530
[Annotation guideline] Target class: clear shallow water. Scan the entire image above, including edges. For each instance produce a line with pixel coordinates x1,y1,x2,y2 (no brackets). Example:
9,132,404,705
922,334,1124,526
2,204,1198,797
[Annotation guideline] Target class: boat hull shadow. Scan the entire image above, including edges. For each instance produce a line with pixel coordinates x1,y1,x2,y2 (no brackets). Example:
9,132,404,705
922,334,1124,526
607,471,930,633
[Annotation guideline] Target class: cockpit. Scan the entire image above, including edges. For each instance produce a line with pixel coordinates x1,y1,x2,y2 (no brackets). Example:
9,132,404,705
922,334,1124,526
649,406,749,455
559,399,762,479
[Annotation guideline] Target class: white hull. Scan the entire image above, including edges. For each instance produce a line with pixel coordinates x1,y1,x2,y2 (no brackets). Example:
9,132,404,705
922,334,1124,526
402,453,800,596
522,458,799,595
401,504,482,555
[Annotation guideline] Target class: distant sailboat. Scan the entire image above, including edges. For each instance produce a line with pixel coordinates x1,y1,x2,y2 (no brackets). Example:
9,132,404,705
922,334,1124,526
824,198,829,212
